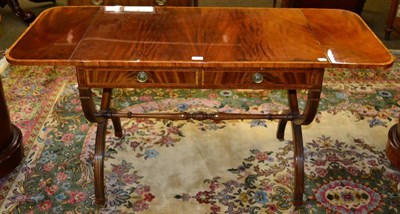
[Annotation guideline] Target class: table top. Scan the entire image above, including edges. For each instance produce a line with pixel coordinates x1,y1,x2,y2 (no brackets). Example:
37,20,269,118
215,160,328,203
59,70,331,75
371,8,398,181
6,6,394,69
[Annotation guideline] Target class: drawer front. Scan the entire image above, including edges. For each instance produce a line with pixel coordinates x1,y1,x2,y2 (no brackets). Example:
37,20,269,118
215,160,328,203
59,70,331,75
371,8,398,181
67,0,193,6
202,69,324,89
79,68,198,88
77,68,323,90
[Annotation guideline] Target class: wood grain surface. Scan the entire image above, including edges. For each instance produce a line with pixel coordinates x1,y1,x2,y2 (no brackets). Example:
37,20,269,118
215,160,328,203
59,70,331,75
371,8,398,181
6,6,394,69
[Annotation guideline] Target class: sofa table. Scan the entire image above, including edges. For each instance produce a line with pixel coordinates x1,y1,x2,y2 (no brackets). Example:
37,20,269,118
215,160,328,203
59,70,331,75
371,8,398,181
6,6,394,207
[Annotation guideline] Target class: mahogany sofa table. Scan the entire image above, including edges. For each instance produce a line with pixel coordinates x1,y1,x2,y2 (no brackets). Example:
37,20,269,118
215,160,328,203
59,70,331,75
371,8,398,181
6,6,394,207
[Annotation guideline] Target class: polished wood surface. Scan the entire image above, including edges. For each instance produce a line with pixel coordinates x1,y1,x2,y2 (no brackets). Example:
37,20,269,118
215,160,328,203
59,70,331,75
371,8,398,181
6,6,394,207
67,0,196,6
7,7,393,69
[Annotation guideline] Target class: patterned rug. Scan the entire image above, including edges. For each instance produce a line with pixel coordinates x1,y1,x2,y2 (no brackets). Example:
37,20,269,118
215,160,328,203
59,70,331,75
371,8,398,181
0,55,400,213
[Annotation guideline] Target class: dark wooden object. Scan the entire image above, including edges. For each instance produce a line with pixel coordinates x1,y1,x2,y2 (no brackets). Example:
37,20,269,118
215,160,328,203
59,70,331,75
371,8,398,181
6,6,394,207
0,76,23,178
383,1,400,168
281,0,366,15
387,118,400,169
0,0,55,23
385,0,400,40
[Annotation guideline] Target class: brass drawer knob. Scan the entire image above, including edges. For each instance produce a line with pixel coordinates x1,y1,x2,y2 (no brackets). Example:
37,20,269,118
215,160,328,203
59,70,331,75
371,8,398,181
252,72,264,84
137,71,149,83
155,0,167,6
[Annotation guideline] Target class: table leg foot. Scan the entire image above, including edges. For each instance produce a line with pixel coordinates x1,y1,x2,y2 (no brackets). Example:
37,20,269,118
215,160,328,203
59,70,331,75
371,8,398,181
94,121,107,205
79,87,123,204
285,89,310,208
0,125,23,178
293,199,303,208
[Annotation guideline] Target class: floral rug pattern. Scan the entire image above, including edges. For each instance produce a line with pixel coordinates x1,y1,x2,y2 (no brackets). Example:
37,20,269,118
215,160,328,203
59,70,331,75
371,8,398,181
0,58,400,213
0,65,75,206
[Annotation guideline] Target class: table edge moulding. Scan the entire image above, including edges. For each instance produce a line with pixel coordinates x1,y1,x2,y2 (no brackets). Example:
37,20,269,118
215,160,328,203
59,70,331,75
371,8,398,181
5,6,395,208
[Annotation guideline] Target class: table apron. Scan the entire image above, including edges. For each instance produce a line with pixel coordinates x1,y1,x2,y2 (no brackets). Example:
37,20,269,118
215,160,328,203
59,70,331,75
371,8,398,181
76,67,325,90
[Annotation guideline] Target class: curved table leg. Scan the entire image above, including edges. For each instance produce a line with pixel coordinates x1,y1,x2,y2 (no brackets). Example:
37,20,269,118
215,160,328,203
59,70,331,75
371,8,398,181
276,89,321,140
291,122,304,207
79,88,106,124
94,121,107,205
79,87,123,205
95,88,114,205
278,89,321,207
292,89,321,126
79,87,123,136
287,90,304,207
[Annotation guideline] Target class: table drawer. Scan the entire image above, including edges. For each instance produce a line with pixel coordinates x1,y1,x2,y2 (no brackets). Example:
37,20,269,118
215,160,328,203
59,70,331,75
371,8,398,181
202,69,324,89
79,68,199,88
67,0,194,6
